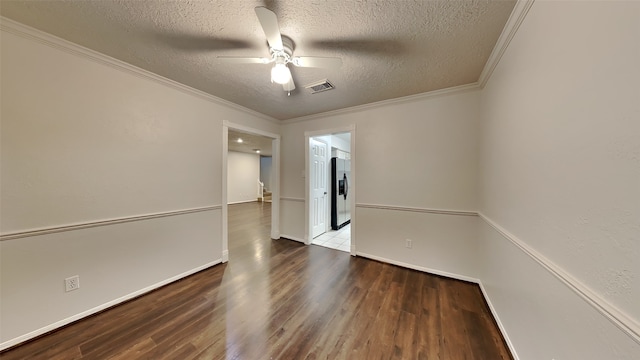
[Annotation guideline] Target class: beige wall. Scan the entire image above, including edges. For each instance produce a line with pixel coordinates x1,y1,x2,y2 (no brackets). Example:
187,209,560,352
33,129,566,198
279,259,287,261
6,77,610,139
478,1,640,358
0,24,277,347
227,151,260,204
280,88,481,278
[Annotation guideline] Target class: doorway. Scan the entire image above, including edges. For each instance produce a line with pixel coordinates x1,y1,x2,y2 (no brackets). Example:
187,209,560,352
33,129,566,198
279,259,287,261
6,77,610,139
305,126,355,255
222,121,280,263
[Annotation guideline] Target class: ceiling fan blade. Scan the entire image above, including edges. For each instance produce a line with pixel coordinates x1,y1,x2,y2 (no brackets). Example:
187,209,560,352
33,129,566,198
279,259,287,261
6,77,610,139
292,56,342,69
152,32,253,52
282,77,296,92
217,56,270,64
309,38,405,55
255,7,284,51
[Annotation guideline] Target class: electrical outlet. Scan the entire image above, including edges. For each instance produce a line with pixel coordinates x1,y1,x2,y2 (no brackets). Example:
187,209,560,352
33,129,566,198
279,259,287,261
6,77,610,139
65,275,80,292
405,239,412,249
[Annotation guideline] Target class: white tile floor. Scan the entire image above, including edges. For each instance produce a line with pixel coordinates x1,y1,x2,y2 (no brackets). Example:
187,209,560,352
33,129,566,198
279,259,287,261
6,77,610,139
311,223,351,252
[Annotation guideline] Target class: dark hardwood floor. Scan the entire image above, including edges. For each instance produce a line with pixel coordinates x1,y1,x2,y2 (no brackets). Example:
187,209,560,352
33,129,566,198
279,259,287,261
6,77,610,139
1,202,512,359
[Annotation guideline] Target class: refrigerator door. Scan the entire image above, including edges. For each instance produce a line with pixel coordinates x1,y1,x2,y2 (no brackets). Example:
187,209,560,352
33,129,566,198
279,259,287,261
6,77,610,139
343,159,351,223
331,157,351,230
331,158,338,230
336,158,346,227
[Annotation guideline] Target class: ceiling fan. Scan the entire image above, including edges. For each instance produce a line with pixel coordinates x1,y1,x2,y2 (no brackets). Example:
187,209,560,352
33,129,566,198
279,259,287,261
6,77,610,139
217,7,342,95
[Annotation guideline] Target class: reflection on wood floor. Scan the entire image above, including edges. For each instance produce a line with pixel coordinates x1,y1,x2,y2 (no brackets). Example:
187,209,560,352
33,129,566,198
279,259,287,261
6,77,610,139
1,201,512,359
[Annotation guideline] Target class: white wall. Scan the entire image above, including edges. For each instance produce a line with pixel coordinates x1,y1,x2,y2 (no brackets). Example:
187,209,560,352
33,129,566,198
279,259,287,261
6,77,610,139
0,21,278,348
478,1,640,358
227,151,260,204
330,133,350,153
281,88,481,278
260,156,272,191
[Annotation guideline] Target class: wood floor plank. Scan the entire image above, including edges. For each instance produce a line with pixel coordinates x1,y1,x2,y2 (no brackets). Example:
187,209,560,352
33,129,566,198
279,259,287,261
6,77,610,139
440,279,473,360
393,310,419,359
420,283,443,359
105,337,156,360
1,202,513,359
44,346,83,360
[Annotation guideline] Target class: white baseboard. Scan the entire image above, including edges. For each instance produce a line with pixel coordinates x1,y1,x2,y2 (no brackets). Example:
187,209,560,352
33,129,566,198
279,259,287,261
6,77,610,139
0,260,222,351
279,234,305,243
227,200,259,205
355,252,480,284
478,283,520,360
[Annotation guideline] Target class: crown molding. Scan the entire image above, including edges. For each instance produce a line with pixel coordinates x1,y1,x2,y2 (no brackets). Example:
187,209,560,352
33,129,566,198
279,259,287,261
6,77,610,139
478,0,535,88
281,82,480,124
0,16,279,125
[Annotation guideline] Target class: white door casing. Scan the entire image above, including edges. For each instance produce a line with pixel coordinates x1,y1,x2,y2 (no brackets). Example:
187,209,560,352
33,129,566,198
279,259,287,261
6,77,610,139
310,138,328,239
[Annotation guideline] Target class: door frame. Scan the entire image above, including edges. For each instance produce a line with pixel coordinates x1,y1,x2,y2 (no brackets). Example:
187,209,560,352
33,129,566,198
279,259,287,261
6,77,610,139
222,120,280,262
304,125,356,255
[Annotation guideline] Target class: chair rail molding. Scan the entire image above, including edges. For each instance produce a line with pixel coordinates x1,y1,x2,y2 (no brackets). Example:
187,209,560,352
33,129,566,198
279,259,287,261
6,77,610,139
479,213,640,345
0,205,222,241
280,197,305,202
356,203,478,217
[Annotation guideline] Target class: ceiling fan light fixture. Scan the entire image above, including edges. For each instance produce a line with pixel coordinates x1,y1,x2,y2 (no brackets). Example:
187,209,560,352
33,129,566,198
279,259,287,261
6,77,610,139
220,7,340,94
271,61,291,85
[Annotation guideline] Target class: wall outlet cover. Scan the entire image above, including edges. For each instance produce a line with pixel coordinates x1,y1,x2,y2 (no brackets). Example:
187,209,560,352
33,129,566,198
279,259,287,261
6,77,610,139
65,275,80,292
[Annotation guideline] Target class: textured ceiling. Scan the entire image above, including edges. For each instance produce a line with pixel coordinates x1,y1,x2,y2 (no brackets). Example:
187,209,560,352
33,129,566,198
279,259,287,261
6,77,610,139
0,0,516,120
228,129,273,156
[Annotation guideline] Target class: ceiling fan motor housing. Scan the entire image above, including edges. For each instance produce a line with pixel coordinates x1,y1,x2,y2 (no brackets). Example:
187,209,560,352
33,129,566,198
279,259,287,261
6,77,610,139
271,36,295,61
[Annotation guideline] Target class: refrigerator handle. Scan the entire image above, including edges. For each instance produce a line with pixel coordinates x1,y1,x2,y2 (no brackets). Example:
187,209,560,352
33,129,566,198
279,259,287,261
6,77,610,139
343,173,348,200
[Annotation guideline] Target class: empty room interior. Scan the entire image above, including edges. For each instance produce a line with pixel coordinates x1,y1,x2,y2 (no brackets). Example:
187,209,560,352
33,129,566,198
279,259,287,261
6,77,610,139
1,1,639,359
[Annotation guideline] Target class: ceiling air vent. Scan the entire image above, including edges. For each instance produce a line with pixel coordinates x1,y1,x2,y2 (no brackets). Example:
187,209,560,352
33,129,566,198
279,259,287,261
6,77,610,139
305,79,335,94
